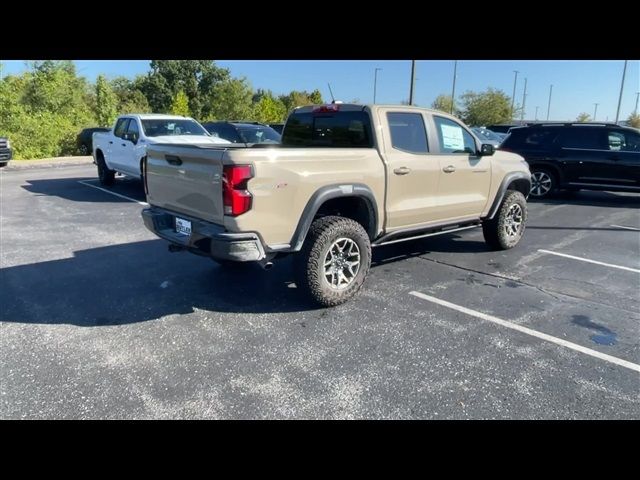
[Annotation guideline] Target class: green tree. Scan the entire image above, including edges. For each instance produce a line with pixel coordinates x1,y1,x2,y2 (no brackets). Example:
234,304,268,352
111,76,151,114
170,90,190,116
459,88,512,127
279,89,325,112
139,60,229,118
431,94,459,115
95,75,118,127
576,112,591,122
206,77,254,121
253,91,287,123
627,112,640,128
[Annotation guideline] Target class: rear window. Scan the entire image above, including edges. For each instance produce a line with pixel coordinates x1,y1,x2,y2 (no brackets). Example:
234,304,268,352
501,127,557,150
282,111,373,148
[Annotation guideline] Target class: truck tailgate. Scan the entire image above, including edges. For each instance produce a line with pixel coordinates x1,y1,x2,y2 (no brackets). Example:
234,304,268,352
145,144,227,225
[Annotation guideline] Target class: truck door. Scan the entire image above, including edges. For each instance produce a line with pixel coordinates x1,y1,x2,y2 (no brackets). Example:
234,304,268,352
121,118,144,177
380,109,441,229
430,115,492,221
108,118,130,172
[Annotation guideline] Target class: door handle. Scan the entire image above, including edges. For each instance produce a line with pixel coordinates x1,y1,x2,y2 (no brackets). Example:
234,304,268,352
393,166,411,175
165,155,182,166
108,141,113,144
121,143,126,147
443,165,456,173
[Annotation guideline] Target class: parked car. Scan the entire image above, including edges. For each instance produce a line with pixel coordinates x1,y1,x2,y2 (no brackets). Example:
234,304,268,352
471,127,503,146
500,123,640,198
0,137,12,167
77,127,111,155
487,124,519,134
92,114,230,186
269,123,284,135
142,103,531,306
201,121,281,144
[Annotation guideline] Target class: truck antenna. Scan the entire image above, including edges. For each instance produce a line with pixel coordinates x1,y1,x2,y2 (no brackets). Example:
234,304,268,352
327,83,336,103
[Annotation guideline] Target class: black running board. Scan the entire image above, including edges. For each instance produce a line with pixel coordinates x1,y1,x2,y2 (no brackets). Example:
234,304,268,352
372,223,481,247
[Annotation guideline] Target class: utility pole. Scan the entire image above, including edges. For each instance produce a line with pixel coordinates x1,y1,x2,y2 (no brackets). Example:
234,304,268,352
593,103,599,121
615,60,628,123
409,60,416,106
535,106,539,121
520,78,528,123
373,67,382,104
511,70,519,120
450,60,457,114
634,91,639,115
546,84,553,121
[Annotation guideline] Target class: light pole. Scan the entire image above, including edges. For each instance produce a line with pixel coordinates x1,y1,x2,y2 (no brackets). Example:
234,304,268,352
409,61,416,106
593,103,599,121
546,84,553,121
373,67,383,104
511,70,519,120
535,106,540,121
520,77,528,123
450,60,457,114
634,92,639,116
615,60,628,123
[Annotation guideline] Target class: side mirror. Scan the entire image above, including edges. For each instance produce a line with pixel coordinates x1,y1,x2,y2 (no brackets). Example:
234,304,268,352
479,143,495,156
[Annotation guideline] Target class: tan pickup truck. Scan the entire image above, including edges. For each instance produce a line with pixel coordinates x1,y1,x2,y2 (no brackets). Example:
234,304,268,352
142,104,531,306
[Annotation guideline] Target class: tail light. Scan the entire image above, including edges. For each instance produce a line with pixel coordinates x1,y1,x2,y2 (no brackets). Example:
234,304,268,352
312,104,340,113
223,165,253,216
142,157,149,196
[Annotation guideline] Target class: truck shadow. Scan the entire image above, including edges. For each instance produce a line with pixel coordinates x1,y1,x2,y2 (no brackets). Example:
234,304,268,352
21,176,146,204
1,233,488,326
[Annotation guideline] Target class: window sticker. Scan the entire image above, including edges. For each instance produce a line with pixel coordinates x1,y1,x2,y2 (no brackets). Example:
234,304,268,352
440,124,464,151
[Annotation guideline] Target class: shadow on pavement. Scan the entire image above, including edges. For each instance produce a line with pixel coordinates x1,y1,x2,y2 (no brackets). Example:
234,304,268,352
532,190,640,209
21,176,146,203
1,230,493,326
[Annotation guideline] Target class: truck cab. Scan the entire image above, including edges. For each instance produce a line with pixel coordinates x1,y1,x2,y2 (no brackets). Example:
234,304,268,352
92,114,230,185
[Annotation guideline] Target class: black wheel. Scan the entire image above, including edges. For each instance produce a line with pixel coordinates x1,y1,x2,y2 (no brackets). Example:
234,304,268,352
529,168,556,198
97,154,115,186
294,216,371,307
482,190,527,250
79,143,89,155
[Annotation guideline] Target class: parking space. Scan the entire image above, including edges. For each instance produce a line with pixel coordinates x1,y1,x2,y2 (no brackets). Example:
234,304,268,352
1,165,639,419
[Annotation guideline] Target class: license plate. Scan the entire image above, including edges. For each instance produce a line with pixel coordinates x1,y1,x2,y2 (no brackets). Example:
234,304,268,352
175,217,192,236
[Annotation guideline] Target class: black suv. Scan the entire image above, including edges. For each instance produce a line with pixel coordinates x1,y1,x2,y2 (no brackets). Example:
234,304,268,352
500,123,640,198
201,121,281,144
77,127,111,155
0,137,12,167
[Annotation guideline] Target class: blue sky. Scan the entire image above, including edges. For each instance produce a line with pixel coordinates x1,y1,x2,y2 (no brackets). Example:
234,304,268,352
2,60,638,121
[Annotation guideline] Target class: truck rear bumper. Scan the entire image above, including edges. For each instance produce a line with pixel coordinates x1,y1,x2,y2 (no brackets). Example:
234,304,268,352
141,207,266,262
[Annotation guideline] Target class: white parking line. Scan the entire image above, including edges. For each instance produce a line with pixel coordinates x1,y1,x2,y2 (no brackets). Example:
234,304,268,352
611,224,640,232
538,249,640,273
77,180,149,206
409,291,640,373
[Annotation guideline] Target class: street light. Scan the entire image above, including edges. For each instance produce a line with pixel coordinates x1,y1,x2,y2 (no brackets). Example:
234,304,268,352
520,78,528,123
615,60,628,123
546,84,553,121
535,106,540,121
511,70,519,120
634,92,639,116
409,61,416,106
373,68,382,104
450,60,458,114
593,103,599,121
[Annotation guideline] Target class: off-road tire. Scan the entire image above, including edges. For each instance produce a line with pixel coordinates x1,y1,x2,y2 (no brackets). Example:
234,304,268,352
482,190,527,250
294,215,371,307
97,154,115,186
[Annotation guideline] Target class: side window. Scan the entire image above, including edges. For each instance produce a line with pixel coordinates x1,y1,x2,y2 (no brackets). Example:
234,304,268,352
114,118,129,138
387,112,429,154
433,116,476,154
126,118,139,137
560,128,606,150
609,130,640,153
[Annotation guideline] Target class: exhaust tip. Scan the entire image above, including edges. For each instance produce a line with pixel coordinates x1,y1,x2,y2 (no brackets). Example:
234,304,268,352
261,261,274,270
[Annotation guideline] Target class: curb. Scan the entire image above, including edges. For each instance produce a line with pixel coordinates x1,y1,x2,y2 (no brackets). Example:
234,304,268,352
4,156,94,170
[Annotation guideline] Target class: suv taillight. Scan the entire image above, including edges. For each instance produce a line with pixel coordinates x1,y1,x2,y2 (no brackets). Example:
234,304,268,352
223,165,253,216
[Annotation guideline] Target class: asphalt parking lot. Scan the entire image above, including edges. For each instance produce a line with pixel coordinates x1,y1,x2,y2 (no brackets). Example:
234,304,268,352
1,164,639,419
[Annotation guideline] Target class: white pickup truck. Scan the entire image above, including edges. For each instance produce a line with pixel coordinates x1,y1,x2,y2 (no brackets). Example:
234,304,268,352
92,114,230,185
